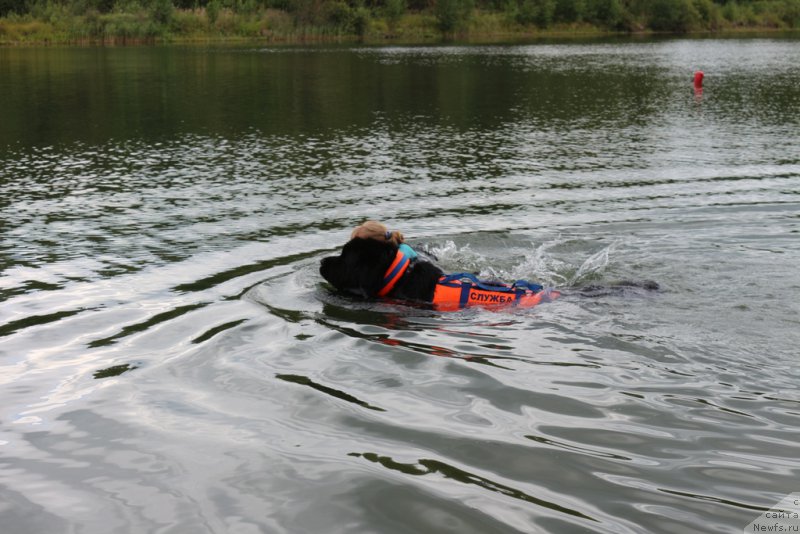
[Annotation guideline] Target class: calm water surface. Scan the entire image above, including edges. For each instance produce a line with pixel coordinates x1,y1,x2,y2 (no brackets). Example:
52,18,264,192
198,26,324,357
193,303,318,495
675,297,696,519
1,39,799,533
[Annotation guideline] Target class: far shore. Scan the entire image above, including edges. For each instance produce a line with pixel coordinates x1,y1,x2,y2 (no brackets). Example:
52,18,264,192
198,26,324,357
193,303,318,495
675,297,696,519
2,4,800,47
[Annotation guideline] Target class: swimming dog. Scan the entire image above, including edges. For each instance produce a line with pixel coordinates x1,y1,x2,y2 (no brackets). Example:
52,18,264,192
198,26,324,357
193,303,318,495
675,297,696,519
319,238,558,310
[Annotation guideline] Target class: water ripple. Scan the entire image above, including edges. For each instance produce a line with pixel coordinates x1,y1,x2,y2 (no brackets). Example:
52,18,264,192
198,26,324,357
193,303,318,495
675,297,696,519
2,40,800,534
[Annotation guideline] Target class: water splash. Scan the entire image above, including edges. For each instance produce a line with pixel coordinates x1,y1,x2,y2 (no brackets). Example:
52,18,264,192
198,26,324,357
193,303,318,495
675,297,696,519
423,237,621,289
511,239,572,287
570,239,620,286
424,241,485,272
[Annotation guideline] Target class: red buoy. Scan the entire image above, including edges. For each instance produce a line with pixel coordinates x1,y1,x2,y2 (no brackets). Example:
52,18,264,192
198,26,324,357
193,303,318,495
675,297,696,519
693,71,704,89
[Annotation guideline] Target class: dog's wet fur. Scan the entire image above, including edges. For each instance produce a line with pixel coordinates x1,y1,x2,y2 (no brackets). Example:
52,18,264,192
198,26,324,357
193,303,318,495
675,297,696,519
320,238,442,301
320,237,659,304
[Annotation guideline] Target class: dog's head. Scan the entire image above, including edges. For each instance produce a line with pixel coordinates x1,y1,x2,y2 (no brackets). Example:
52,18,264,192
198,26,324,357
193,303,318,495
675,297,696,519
320,238,397,298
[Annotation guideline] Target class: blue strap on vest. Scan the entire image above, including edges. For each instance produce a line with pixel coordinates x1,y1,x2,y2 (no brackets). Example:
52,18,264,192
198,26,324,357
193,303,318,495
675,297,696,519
458,280,472,308
510,279,544,292
438,273,543,293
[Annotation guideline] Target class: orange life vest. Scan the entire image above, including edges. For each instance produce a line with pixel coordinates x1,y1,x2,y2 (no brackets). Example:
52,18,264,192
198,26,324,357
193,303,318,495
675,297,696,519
378,250,558,311
432,274,559,311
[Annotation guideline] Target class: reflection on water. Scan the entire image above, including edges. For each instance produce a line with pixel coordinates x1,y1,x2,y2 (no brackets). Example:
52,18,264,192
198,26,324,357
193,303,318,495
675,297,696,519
1,39,800,534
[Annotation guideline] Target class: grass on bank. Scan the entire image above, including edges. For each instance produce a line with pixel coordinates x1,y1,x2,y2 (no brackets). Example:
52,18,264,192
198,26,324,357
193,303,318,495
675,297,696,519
1,0,800,45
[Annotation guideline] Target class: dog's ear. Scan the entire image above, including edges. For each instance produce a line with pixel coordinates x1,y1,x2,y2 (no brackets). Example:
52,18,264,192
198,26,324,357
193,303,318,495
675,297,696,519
320,256,345,288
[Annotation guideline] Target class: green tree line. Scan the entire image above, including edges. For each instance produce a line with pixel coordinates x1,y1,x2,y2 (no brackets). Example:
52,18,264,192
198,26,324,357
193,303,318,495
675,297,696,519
1,0,799,43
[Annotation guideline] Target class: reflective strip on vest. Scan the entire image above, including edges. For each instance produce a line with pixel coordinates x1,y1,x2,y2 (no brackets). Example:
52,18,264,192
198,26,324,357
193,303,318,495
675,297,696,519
377,250,411,297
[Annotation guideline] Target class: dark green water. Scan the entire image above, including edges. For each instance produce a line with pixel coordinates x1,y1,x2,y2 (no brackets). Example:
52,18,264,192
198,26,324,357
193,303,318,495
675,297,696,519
1,40,799,533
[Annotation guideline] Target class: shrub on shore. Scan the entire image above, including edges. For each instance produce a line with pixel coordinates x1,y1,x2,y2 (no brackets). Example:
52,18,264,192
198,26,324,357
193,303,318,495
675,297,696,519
1,0,799,44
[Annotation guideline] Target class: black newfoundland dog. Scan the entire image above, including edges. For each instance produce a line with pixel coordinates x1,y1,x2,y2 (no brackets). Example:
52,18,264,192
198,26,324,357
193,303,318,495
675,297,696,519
320,237,659,307
320,238,443,302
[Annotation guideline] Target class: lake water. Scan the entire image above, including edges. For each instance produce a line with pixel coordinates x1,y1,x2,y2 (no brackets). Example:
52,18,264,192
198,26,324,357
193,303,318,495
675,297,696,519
1,38,799,533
